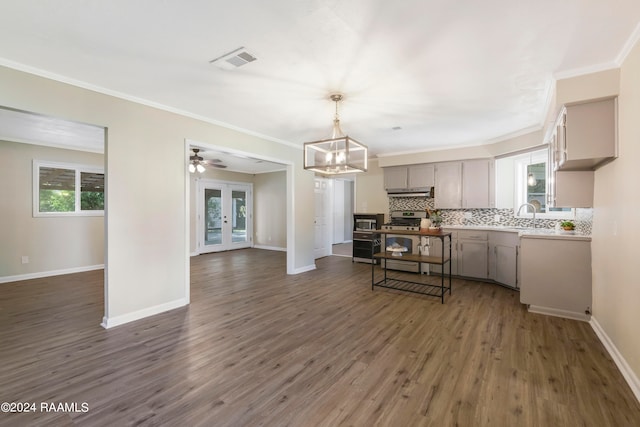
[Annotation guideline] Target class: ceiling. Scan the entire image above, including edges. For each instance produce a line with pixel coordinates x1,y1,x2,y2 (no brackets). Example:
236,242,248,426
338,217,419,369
1,0,639,165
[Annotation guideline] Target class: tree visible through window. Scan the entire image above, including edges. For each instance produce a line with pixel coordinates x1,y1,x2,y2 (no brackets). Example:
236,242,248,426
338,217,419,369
34,161,104,216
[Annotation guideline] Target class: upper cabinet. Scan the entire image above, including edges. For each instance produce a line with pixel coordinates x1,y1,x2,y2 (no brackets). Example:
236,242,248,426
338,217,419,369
552,97,618,171
408,164,435,189
462,159,494,208
384,164,434,192
384,166,408,190
435,160,494,209
546,97,616,208
434,162,462,208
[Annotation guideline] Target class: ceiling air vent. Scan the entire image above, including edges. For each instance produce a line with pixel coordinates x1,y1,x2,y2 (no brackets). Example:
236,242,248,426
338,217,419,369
209,47,257,70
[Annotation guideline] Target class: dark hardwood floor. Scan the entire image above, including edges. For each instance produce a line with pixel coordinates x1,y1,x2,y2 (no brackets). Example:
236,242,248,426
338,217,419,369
1,249,639,426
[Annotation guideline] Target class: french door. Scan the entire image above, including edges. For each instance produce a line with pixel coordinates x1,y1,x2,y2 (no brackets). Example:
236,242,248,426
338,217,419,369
198,180,252,253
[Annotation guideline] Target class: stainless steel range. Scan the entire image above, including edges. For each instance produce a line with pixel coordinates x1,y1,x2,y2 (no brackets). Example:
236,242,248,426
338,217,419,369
382,211,428,273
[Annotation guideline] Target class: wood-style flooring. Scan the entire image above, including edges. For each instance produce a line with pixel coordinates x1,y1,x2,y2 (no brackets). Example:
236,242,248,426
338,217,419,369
1,249,639,426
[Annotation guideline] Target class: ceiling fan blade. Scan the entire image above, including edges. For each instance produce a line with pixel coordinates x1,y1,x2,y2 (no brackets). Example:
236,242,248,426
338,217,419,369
203,158,223,163
209,163,227,168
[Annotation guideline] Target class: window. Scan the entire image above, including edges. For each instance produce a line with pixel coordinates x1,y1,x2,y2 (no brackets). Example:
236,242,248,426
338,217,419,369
513,149,573,219
33,161,104,216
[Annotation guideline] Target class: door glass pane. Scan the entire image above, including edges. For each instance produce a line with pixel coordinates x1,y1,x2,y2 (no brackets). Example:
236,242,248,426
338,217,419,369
205,189,222,245
231,190,247,243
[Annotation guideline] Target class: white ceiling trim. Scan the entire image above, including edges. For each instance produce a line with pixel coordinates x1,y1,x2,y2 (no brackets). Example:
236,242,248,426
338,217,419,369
0,57,301,151
0,135,104,154
555,22,640,80
375,123,544,159
615,21,640,66
553,62,619,81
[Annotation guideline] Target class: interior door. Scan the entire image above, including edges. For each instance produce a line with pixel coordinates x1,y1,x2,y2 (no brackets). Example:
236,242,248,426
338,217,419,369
200,180,252,253
314,178,331,259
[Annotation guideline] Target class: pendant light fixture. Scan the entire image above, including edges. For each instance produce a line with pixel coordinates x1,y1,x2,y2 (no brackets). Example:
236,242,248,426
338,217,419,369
527,152,537,186
303,94,368,174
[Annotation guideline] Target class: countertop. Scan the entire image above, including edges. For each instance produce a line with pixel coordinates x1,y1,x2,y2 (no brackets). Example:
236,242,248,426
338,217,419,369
440,225,591,241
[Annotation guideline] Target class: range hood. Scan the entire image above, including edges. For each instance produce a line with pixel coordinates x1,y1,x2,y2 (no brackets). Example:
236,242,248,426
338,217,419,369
387,187,433,198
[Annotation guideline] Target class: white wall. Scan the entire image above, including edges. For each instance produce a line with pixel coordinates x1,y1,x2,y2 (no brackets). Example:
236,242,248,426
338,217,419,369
354,159,388,220
0,65,315,327
0,140,104,280
253,171,287,250
588,41,640,397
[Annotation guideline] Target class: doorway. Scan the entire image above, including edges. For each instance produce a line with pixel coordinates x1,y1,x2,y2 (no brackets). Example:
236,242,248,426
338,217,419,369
198,179,253,253
313,177,355,259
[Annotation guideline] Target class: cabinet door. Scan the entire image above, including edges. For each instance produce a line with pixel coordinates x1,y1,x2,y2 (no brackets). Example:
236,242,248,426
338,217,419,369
495,245,517,288
462,160,493,208
554,171,594,208
384,166,408,190
408,164,435,189
488,232,519,288
427,234,457,275
435,162,462,208
564,98,617,165
459,240,488,279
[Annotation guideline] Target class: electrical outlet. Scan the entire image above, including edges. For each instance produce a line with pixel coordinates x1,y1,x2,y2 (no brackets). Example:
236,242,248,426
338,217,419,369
464,212,472,219
21,255,29,264
494,214,501,222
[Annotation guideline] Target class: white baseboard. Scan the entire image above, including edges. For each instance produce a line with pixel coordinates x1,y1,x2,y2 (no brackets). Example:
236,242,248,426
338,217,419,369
0,264,104,284
527,305,590,322
590,316,640,403
190,251,199,257
289,263,316,275
101,297,188,329
253,245,287,252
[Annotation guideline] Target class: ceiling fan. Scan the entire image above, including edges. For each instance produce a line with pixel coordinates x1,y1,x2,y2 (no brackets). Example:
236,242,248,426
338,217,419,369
189,148,226,173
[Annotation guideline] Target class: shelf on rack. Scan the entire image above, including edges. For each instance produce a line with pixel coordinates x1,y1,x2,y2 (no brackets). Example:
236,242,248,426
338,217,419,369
373,252,446,265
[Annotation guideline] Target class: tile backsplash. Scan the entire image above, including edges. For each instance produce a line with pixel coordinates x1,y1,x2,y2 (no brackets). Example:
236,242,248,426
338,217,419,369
388,197,593,235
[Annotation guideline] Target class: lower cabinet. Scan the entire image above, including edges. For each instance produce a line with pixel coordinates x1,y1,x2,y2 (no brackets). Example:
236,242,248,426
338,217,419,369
519,236,591,320
488,231,519,288
458,230,489,279
427,230,457,275
429,229,519,289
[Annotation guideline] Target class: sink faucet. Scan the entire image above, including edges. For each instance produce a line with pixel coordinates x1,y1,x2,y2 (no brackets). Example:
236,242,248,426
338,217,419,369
517,203,537,228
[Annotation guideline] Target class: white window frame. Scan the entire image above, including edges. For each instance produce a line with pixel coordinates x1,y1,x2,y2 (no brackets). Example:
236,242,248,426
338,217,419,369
33,160,104,217
513,149,575,220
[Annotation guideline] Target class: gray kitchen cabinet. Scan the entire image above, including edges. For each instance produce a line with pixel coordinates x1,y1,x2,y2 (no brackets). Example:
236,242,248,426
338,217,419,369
488,231,519,288
520,236,592,321
547,100,606,207
384,166,408,190
384,164,434,192
408,164,434,189
457,230,488,279
435,160,494,209
552,170,595,207
434,162,462,208
555,97,617,171
427,229,457,275
462,159,494,208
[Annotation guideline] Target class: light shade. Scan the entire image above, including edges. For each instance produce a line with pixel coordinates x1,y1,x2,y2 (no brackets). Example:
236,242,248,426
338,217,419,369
527,172,537,186
304,136,368,174
303,93,368,174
